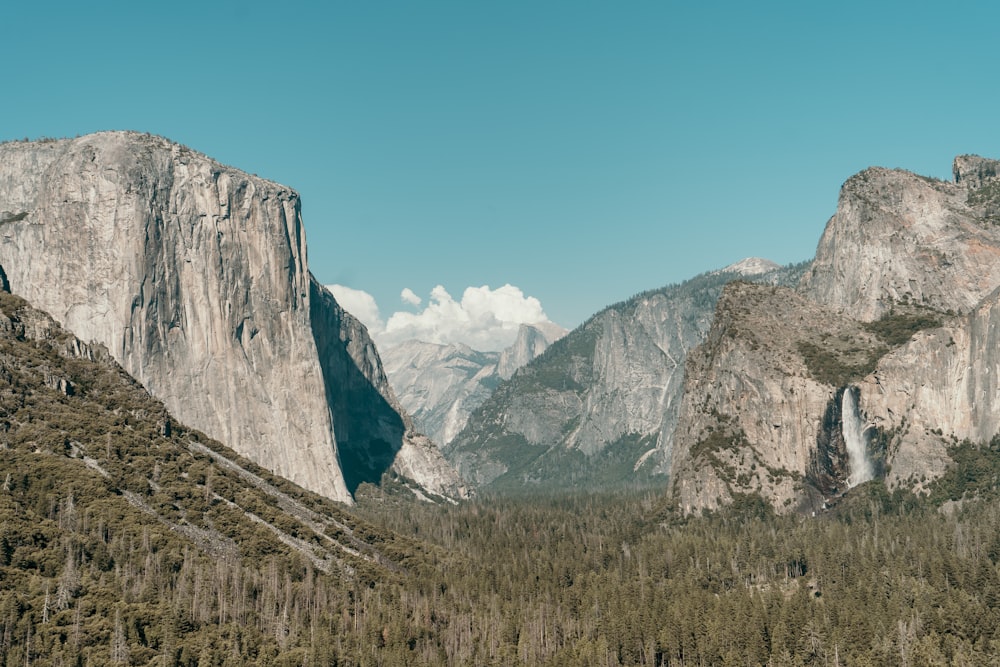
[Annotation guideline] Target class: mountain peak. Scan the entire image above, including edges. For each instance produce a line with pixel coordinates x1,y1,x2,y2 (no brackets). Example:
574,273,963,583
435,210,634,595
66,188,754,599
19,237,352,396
716,257,781,276
953,154,1000,188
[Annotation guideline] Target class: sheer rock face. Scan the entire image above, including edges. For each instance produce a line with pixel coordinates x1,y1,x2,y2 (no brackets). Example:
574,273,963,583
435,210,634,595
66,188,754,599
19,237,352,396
669,280,1000,514
800,158,1000,322
672,156,1000,514
0,132,462,503
669,283,879,514
857,287,1000,491
381,323,565,450
445,264,805,490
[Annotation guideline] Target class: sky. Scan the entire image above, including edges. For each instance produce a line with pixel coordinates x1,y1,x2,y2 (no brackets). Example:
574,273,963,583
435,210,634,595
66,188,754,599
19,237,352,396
3,1,999,346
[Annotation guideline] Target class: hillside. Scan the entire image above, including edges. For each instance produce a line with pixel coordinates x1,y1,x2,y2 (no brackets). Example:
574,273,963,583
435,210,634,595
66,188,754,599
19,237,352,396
4,287,1000,664
445,261,807,492
0,289,449,664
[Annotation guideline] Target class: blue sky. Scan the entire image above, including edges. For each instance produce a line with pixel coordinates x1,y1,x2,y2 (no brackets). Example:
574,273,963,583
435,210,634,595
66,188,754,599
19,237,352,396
3,1,999,332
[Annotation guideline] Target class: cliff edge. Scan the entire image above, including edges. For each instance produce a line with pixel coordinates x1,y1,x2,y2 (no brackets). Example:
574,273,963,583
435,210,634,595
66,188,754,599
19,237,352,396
0,132,464,503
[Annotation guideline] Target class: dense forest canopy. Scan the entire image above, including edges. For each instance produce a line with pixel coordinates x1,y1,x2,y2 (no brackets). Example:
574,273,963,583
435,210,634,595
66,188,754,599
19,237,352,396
2,290,1000,665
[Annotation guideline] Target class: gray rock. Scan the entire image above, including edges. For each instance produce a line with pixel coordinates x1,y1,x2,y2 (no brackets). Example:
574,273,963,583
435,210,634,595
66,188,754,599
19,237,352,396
671,154,1000,513
800,159,1000,321
953,154,1000,188
496,322,567,381
857,286,1000,492
446,262,806,491
669,283,886,514
381,340,500,449
0,132,463,503
381,323,565,449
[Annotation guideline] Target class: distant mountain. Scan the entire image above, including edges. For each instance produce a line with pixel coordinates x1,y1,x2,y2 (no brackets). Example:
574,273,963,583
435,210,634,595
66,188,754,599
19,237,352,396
381,323,566,448
496,321,568,380
715,257,782,276
447,155,1000,506
444,260,807,492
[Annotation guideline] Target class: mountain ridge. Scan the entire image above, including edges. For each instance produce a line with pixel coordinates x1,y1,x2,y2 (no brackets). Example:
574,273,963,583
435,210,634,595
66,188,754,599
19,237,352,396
381,322,566,449
444,260,808,491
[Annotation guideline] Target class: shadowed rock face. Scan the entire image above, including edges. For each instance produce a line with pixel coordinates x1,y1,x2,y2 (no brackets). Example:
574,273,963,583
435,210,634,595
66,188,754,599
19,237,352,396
310,278,407,494
309,278,467,498
0,132,463,503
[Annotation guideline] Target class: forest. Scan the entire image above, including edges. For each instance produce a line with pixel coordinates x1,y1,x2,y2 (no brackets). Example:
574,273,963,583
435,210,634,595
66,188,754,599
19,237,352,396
2,290,1000,665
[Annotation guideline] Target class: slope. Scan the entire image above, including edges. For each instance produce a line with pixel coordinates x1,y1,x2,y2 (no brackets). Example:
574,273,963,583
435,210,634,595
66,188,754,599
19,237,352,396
446,260,808,492
0,132,463,504
0,288,456,664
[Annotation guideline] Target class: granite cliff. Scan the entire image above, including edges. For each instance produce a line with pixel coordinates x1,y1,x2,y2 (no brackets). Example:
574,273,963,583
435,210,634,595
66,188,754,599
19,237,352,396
671,155,1000,513
669,282,907,513
381,322,566,449
800,155,1000,321
0,132,464,504
445,261,806,491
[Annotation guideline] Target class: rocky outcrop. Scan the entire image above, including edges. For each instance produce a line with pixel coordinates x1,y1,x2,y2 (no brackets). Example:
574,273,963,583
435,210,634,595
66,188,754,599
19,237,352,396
668,277,1000,514
800,158,1000,321
857,286,1000,491
382,323,565,450
496,322,566,380
953,154,1000,188
0,132,462,503
446,263,806,491
672,155,1000,514
669,283,890,514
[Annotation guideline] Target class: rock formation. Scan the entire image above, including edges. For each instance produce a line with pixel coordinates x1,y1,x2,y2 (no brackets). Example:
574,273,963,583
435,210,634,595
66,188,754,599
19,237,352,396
800,158,1000,321
671,155,1000,513
857,286,1000,491
0,132,464,503
669,282,892,514
445,262,806,491
381,322,565,449
495,322,567,381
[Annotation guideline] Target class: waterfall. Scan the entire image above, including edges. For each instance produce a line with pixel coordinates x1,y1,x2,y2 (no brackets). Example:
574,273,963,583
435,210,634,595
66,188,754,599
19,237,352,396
842,386,873,487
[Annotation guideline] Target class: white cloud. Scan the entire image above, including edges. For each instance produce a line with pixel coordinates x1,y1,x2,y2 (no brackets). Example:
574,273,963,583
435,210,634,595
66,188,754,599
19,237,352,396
326,284,384,334
400,287,422,306
382,284,555,352
327,283,560,352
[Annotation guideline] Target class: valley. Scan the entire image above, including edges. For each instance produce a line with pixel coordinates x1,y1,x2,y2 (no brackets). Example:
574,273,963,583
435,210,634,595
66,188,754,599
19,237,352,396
3,133,1000,664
